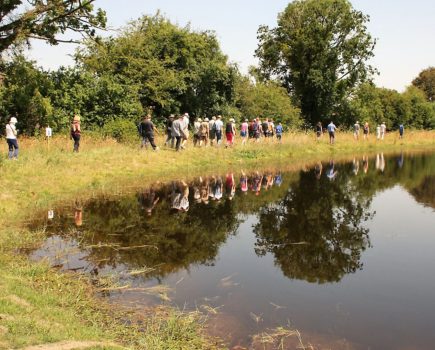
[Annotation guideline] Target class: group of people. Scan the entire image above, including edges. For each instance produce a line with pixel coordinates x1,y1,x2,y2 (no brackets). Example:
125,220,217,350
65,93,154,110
149,114,284,151
138,170,284,214
315,120,405,145
3,112,407,159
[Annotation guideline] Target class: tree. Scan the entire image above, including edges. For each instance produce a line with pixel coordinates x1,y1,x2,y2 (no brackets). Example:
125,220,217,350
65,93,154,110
234,73,302,128
77,14,237,119
256,0,376,126
0,0,106,53
412,67,435,102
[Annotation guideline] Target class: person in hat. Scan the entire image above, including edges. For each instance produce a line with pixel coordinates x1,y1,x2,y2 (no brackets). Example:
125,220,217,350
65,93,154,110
199,118,210,147
193,117,202,146
5,116,19,159
225,118,236,147
171,114,185,151
181,113,190,149
214,115,224,145
70,114,81,152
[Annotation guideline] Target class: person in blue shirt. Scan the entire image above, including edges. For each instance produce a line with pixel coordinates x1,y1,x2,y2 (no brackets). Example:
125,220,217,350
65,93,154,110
275,122,283,142
399,124,404,139
327,121,337,144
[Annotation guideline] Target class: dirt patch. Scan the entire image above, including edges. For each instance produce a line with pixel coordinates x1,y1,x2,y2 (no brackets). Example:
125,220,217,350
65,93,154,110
22,341,124,350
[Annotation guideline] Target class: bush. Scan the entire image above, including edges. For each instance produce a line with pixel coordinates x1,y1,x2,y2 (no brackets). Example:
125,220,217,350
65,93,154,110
101,119,138,143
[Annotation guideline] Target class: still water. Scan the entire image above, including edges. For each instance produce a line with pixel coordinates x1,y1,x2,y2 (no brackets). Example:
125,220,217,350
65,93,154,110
31,152,435,349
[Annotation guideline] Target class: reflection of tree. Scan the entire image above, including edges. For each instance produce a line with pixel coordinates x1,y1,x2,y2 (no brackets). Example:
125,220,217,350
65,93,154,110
254,167,373,284
410,176,435,209
44,184,240,279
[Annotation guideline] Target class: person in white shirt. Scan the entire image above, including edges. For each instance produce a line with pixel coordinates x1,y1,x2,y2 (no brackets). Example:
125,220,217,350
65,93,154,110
214,115,224,145
5,117,19,159
380,122,386,140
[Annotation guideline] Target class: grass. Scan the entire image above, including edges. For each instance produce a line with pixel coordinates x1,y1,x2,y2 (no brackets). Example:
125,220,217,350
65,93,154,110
0,130,433,349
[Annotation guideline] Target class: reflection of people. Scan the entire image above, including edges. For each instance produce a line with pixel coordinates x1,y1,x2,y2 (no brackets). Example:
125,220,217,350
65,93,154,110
274,172,283,187
170,181,189,212
240,171,248,194
376,153,385,172
226,173,236,200
352,158,360,176
5,116,19,159
251,172,263,195
213,176,224,201
397,152,404,168
362,155,369,174
138,187,160,216
74,200,83,227
314,162,323,179
326,160,338,181
200,177,210,204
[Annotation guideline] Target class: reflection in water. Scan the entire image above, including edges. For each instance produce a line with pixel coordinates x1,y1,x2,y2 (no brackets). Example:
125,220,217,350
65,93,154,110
29,152,435,349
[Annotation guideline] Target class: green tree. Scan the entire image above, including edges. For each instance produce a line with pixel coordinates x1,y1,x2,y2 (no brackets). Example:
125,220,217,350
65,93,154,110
77,14,237,119
412,67,435,102
0,0,106,52
256,0,376,126
234,74,302,128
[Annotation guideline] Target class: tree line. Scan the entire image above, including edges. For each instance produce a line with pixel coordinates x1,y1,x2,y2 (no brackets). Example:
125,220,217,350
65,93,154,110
0,1,433,136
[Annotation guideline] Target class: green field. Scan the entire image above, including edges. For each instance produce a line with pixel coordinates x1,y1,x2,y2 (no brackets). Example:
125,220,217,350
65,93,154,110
0,131,433,350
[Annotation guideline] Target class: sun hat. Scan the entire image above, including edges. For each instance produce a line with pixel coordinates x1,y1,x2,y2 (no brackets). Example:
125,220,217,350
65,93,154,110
230,118,235,122
198,118,202,122
9,117,17,124
204,118,209,122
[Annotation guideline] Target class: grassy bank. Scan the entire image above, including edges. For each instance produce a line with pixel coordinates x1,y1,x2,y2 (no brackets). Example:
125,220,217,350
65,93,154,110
0,130,434,349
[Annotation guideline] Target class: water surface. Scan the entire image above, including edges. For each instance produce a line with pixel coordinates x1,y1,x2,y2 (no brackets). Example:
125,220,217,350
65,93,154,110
30,152,435,349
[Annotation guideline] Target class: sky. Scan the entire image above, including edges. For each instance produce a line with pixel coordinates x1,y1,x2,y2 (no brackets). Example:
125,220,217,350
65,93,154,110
26,0,435,92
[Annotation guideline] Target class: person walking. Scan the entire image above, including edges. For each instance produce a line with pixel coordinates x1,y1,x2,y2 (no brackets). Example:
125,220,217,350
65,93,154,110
70,114,81,152
171,115,185,151
5,116,19,159
380,122,386,140
225,118,236,147
327,121,337,145
275,122,283,142
399,124,404,139
139,115,159,151
181,113,190,149
316,122,323,140
376,125,381,140
214,115,224,145
193,118,202,146
240,119,249,145
363,122,370,140
353,121,360,140
164,115,175,147
199,118,209,147
209,116,216,146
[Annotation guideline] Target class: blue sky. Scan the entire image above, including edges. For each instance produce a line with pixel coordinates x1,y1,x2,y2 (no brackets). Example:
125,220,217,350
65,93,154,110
26,0,435,92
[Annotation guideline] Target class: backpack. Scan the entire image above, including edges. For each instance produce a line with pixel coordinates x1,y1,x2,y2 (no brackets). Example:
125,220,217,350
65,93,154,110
225,122,233,134
137,122,142,135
